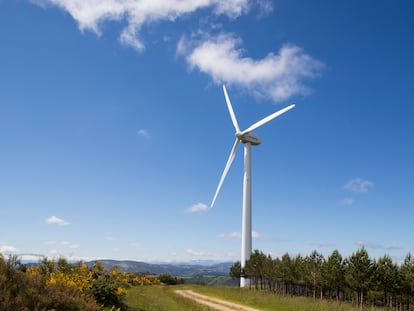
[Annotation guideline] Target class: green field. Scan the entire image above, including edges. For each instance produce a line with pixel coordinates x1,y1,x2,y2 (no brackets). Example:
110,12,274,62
126,285,211,311
126,285,385,311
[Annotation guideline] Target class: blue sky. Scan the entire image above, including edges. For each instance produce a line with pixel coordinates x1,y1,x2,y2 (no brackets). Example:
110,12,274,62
1,0,413,263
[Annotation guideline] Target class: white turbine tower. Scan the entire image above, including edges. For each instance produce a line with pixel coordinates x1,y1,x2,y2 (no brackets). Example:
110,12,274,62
211,85,295,287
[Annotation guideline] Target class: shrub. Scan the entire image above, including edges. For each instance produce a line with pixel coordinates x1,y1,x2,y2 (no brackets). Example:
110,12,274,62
159,274,185,285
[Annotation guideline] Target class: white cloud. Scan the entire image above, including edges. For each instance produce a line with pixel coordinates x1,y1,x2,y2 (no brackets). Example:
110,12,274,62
69,243,80,249
185,248,238,259
185,248,204,256
186,202,209,213
255,0,273,16
19,254,45,262
46,216,71,226
0,245,17,253
61,241,79,249
31,0,320,102
31,0,251,52
217,231,260,238
356,240,402,250
339,197,354,205
344,178,374,193
217,231,241,238
137,129,151,139
310,242,336,248
184,33,324,102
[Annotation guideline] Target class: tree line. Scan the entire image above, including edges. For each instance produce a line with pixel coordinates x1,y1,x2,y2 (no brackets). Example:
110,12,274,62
230,248,414,310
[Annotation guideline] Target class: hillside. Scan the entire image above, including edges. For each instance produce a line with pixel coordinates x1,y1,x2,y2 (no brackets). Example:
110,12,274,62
83,259,237,285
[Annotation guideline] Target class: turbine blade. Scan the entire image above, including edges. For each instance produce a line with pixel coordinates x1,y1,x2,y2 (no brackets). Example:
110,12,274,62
211,138,240,208
239,104,295,136
223,85,240,134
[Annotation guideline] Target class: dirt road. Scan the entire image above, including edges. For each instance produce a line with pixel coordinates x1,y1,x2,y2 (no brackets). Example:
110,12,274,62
175,290,261,311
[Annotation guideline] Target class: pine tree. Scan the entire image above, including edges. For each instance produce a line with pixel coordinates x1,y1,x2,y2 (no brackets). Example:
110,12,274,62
345,248,373,308
323,250,345,301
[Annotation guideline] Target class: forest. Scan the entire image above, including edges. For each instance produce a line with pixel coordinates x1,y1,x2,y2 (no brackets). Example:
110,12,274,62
230,248,414,310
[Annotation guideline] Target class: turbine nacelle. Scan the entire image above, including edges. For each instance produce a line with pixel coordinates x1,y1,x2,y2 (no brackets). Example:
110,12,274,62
237,132,261,145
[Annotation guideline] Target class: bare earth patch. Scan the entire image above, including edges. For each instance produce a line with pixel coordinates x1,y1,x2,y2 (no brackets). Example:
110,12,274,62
175,290,261,311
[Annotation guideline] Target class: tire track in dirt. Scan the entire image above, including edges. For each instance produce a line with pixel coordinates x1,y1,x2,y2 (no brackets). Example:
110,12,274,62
175,290,261,311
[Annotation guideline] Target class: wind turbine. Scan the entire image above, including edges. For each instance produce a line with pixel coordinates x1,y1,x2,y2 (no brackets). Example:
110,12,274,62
211,84,295,287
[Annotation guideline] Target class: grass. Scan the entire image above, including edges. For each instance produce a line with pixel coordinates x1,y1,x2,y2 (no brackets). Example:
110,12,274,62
125,285,213,311
126,285,385,311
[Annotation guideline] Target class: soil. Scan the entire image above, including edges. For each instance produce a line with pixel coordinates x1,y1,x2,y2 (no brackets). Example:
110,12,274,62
175,290,262,311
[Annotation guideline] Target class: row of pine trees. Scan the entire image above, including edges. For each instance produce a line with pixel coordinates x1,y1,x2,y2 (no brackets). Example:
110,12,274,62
230,248,414,310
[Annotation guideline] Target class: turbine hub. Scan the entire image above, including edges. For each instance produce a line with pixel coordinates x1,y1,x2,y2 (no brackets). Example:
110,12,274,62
237,132,261,145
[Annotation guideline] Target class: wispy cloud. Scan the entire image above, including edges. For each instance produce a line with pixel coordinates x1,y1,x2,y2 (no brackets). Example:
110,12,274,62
0,245,17,253
43,240,82,260
137,129,151,139
31,1,320,103
61,241,79,249
186,202,209,213
339,197,355,205
255,0,273,17
217,231,241,238
356,240,402,251
182,33,324,102
185,248,238,259
31,0,253,52
310,242,336,248
17,253,45,261
46,216,71,226
217,231,260,238
344,178,374,193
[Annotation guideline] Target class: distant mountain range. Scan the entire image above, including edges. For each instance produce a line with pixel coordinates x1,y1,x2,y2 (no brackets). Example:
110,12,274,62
85,260,233,278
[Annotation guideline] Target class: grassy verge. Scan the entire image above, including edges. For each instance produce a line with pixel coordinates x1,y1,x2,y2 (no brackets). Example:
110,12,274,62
126,285,385,311
190,285,366,311
126,285,212,311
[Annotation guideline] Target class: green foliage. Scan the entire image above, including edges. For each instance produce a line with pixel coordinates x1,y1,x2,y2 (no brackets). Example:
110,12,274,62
90,273,126,309
304,250,325,299
87,261,133,310
323,249,345,300
0,254,99,311
401,253,414,298
1,254,162,311
344,248,373,307
186,274,237,286
158,274,185,285
237,248,414,309
244,250,267,289
373,254,400,306
229,260,241,280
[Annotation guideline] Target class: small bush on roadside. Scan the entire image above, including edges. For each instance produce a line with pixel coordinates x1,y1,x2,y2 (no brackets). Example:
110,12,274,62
159,274,185,285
